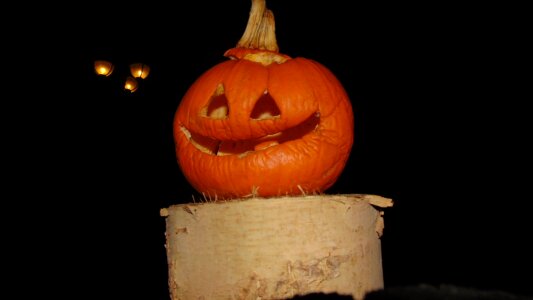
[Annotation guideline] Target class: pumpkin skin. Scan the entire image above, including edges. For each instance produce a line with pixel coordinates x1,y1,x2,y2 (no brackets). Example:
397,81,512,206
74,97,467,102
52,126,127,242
173,47,354,199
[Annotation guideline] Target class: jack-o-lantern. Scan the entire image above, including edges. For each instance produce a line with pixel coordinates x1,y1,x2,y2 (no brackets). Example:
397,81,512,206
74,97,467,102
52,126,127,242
173,0,353,199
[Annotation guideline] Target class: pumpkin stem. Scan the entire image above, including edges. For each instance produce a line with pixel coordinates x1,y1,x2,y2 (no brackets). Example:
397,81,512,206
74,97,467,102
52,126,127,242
237,0,279,52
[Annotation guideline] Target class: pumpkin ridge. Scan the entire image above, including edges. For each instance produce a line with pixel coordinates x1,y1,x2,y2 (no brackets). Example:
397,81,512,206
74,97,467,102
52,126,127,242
298,58,350,118
267,59,319,127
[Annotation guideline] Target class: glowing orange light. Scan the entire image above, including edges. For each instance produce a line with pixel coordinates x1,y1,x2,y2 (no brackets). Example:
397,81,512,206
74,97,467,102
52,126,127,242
94,60,114,76
124,76,139,92
130,63,150,79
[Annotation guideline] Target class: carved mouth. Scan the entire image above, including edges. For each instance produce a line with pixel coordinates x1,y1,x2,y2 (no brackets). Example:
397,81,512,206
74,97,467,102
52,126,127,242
181,113,320,157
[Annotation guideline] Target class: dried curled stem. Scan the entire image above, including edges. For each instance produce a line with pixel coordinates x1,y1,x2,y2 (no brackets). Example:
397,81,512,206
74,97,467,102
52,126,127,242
237,0,279,52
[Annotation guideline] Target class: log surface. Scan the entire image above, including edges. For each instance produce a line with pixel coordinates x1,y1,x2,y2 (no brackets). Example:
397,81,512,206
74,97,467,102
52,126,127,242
161,194,392,300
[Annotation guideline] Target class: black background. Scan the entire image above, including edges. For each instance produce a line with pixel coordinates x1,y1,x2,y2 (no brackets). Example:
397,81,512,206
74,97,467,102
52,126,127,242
20,1,530,299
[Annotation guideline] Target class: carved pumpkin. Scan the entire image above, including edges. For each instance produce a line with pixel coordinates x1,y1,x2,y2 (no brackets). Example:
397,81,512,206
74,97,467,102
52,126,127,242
173,0,353,199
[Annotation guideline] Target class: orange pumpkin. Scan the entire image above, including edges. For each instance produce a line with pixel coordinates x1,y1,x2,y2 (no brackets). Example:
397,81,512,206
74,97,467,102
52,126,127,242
173,0,353,199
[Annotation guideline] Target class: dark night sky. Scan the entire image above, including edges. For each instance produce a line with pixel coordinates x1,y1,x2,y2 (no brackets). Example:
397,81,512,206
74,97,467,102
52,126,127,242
24,1,530,299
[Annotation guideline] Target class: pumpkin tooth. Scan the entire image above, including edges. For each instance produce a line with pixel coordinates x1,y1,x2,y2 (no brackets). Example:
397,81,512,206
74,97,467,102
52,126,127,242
214,141,222,156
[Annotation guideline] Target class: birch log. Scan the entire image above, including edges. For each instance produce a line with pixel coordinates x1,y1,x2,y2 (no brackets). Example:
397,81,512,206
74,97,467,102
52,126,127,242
160,194,393,300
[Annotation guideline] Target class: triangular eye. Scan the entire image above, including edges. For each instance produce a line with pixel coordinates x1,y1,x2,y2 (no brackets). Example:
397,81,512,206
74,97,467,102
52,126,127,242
250,91,281,120
202,84,228,119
